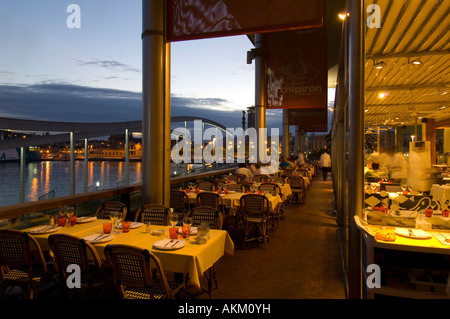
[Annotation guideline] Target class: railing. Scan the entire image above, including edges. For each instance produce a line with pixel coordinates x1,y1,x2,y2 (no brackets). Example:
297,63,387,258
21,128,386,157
0,166,237,227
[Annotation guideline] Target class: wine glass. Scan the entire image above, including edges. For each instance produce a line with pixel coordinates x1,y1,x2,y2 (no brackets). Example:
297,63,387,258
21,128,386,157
110,211,118,233
401,184,407,192
169,213,179,228
371,183,378,194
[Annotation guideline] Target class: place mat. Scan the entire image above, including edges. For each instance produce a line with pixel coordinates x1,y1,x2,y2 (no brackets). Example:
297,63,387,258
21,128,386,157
29,225,62,234
178,226,197,235
83,233,114,244
394,228,432,239
76,216,97,223
116,222,143,229
433,233,450,246
153,239,186,250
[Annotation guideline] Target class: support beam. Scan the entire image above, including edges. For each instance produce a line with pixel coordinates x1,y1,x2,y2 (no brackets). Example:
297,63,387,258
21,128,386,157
254,33,266,164
347,0,364,299
142,0,168,205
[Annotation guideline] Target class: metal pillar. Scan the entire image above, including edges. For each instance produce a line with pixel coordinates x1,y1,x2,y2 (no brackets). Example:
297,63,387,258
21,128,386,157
19,147,25,203
348,0,364,299
125,129,130,186
282,109,289,158
254,33,266,164
142,0,169,206
83,138,88,193
70,132,75,195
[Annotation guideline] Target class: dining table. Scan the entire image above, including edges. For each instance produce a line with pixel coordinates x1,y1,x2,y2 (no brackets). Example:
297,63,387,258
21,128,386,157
430,184,450,204
25,217,234,290
184,186,287,216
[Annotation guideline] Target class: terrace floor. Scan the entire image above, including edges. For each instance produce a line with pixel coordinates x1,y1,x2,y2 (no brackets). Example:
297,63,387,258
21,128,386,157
186,175,347,299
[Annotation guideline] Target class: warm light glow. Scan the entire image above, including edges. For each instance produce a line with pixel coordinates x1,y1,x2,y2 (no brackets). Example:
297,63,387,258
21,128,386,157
338,12,347,20
378,92,385,98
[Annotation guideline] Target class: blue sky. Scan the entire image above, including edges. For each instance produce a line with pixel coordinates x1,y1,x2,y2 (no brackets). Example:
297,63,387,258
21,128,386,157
0,1,330,131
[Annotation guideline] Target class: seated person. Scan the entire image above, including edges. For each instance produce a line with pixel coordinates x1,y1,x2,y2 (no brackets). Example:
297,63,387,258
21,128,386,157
235,163,253,177
364,162,387,180
279,158,292,168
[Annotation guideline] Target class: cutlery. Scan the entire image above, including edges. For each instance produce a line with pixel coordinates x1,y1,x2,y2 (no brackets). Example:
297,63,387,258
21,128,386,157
408,229,414,237
170,240,180,247
93,234,108,242
164,239,174,247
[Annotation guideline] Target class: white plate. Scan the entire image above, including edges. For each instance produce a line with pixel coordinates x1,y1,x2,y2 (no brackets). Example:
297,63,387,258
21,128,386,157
83,233,114,244
151,229,166,236
76,216,97,223
116,222,143,229
178,226,197,235
153,239,186,250
394,228,432,239
29,225,62,234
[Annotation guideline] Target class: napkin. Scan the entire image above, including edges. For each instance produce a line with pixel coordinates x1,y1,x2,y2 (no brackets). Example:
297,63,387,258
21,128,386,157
154,239,185,249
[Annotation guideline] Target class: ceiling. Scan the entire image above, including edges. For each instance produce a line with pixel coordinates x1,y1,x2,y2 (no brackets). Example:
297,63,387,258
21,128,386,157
363,0,450,128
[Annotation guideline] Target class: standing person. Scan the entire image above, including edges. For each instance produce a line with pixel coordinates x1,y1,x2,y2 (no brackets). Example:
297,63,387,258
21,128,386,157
319,150,331,181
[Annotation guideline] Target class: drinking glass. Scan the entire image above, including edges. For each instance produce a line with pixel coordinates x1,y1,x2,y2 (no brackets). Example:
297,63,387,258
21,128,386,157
169,213,179,228
183,217,193,238
110,211,118,233
401,184,407,191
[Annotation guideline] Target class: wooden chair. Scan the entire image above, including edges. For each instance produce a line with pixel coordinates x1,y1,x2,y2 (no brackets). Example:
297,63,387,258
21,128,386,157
170,189,190,219
196,182,214,191
196,191,225,216
234,174,247,183
104,244,184,299
134,204,170,226
48,234,110,299
259,182,285,222
187,206,223,298
0,229,56,299
95,201,127,220
253,174,268,183
226,183,244,193
239,194,271,250
288,176,307,205
188,206,223,230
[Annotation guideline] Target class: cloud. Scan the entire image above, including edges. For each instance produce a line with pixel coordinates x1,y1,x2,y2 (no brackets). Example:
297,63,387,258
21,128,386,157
75,59,140,73
0,83,283,130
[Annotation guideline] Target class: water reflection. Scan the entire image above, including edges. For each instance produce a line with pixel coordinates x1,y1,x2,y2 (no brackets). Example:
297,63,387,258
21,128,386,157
0,161,142,207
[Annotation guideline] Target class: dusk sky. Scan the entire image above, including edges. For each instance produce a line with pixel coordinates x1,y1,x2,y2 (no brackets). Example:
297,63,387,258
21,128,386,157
0,1,331,131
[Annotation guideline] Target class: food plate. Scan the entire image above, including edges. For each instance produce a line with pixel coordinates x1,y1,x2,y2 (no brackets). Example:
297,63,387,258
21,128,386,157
29,225,62,234
153,239,186,250
151,229,166,236
83,233,114,244
178,226,197,235
394,228,432,239
76,216,97,223
116,222,143,229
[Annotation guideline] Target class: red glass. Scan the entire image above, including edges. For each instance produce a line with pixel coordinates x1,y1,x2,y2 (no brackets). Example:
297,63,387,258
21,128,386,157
57,216,66,227
224,189,229,195
195,188,200,194
103,222,112,234
185,188,190,193
182,226,190,238
122,221,131,233
70,215,77,226
169,227,178,239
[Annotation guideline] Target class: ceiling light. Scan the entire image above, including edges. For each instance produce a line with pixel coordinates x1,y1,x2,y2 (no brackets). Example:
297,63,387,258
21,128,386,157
338,13,348,20
373,61,386,69
409,58,422,65
378,92,385,98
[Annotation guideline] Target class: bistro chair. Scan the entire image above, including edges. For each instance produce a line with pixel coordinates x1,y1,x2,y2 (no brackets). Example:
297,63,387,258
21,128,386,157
134,204,170,226
288,175,307,205
187,206,223,298
95,201,127,221
226,183,244,193
170,189,190,219
48,234,110,299
239,194,271,250
259,182,285,222
196,191,225,216
234,174,247,183
196,182,214,191
104,244,184,299
253,174,268,183
0,229,56,299
189,206,224,230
